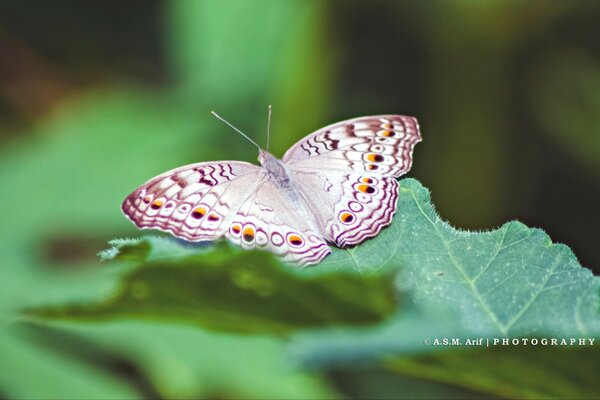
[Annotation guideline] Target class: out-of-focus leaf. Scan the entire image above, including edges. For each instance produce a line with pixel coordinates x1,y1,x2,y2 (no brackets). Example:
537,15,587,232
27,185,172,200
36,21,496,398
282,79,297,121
0,327,142,399
328,366,488,400
14,320,337,400
288,307,464,369
0,0,338,397
167,0,333,146
32,241,396,334
267,1,334,155
387,346,600,400
530,50,600,173
0,88,206,317
168,0,292,103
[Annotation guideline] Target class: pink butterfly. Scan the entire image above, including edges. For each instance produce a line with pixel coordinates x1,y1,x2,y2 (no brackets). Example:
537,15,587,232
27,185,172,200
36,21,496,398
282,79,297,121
122,112,421,266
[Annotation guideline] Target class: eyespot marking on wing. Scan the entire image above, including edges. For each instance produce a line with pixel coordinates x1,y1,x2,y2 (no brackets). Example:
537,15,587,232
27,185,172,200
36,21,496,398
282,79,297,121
150,199,164,209
287,233,304,247
256,229,268,246
357,184,376,194
361,177,374,184
366,153,385,163
191,207,207,219
349,201,364,212
230,223,242,236
271,232,284,246
339,211,355,224
243,226,255,242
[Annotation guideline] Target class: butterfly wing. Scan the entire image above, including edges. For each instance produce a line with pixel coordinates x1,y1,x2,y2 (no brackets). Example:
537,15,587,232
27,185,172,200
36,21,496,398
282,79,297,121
290,171,399,247
283,115,421,247
224,178,331,266
122,160,330,265
283,115,421,177
122,161,262,241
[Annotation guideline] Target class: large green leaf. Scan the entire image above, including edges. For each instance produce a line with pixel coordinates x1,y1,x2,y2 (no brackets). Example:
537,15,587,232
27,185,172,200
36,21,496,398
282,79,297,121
319,178,600,338
287,178,600,399
33,178,599,341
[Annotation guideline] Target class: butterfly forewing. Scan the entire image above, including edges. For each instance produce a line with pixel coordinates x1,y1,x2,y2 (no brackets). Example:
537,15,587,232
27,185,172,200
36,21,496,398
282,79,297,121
283,115,421,178
122,161,261,241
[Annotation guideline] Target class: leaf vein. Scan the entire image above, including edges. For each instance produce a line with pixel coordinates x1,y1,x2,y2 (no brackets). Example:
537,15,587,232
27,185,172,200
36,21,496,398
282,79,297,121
409,189,506,335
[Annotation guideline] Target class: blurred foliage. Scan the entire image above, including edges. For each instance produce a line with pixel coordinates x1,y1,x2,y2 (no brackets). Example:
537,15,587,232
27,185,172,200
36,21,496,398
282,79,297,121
387,346,600,399
26,179,600,400
530,49,600,174
36,240,396,334
0,0,599,399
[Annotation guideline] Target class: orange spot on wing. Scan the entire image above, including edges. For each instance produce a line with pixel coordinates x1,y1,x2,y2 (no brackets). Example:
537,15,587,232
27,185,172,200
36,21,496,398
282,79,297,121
367,153,385,162
151,200,163,209
208,213,220,221
358,184,376,194
340,212,354,223
243,227,255,242
191,207,206,219
288,234,303,246
383,130,395,137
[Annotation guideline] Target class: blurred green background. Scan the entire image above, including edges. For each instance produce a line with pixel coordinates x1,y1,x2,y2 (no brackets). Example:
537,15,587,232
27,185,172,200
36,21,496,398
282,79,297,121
0,0,599,398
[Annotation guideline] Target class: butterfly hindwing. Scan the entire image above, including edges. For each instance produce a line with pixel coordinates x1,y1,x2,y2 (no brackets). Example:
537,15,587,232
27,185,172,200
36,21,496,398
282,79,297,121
224,178,331,266
284,115,419,249
291,170,399,247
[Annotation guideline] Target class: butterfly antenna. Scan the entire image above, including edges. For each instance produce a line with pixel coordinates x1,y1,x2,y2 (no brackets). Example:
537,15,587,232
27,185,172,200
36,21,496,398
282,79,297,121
210,111,262,150
266,104,272,152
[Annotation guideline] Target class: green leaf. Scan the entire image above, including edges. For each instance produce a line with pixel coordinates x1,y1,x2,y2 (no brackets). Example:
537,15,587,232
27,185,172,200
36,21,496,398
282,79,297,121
9,320,337,399
287,178,600,399
32,241,397,334
40,178,598,341
318,178,600,338
167,0,333,146
0,326,142,399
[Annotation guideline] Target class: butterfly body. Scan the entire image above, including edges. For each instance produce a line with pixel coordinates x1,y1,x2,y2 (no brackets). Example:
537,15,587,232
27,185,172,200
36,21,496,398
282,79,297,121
122,115,421,266
259,150,292,187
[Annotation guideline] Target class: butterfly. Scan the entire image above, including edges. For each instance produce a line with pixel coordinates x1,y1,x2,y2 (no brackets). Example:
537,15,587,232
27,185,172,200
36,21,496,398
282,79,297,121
122,113,421,266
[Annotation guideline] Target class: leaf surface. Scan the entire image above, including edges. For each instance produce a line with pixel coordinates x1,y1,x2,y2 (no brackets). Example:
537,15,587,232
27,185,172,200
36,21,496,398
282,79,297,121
33,241,397,334
318,178,600,338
